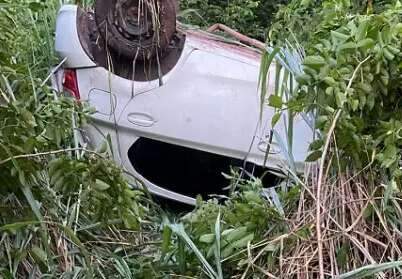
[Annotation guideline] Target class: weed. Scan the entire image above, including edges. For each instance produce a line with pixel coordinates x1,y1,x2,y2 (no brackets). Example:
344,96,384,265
0,1,151,277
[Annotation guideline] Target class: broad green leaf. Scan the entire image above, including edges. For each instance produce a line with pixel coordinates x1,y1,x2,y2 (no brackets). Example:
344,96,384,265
304,55,326,69
326,87,334,95
221,229,235,237
94,179,111,191
383,48,395,60
268,95,283,108
200,233,215,244
224,226,248,242
386,45,400,55
306,150,322,162
335,91,347,107
271,112,282,127
351,99,359,111
221,244,235,259
309,139,324,151
230,233,254,249
355,19,369,41
323,77,336,86
331,30,350,42
300,0,311,6
296,73,312,85
28,2,45,12
357,38,374,49
337,42,356,52
50,169,63,185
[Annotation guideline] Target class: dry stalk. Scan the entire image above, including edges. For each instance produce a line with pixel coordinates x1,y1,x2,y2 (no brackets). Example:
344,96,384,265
0,147,104,165
316,56,371,279
267,170,402,278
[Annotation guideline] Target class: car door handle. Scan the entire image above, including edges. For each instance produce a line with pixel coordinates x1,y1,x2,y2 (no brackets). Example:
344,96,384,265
127,112,157,127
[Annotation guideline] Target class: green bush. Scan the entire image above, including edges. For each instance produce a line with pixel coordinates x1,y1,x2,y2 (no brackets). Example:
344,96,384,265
269,0,394,45
180,0,289,40
0,1,149,277
267,0,402,180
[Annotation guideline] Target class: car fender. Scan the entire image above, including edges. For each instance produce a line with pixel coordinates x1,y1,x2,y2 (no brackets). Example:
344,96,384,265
55,5,96,68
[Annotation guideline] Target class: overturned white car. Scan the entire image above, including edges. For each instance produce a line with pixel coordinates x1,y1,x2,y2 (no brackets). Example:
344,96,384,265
53,0,313,205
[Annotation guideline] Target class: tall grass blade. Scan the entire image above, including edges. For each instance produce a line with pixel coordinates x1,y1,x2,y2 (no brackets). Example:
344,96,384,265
169,223,218,279
214,211,223,279
258,47,280,120
0,221,40,232
263,188,284,216
161,224,172,262
20,185,43,222
114,258,133,279
338,261,402,279
273,130,296,173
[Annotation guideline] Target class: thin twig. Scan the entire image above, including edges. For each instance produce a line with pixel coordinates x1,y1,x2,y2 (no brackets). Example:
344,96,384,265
0,147,104,165
41,57,67,87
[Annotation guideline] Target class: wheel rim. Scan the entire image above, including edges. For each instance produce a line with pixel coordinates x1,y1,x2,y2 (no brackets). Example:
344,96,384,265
112,0,155,41
95,0,177,59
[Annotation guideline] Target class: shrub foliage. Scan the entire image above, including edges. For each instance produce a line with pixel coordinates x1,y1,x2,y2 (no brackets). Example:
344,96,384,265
269,0,402,181
180,0,289,40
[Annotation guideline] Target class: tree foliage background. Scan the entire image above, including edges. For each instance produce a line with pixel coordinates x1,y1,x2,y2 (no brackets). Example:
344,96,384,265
180,0,289,40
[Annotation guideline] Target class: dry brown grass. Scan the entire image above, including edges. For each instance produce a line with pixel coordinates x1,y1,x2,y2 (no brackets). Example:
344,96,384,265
281,164,402,278
237,158,402,278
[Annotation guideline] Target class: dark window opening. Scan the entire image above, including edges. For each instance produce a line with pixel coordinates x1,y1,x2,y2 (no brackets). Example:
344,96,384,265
128,138,280,200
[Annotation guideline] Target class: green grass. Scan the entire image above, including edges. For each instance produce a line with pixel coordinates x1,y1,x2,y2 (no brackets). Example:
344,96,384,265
2,0,402,278
0,1,156,277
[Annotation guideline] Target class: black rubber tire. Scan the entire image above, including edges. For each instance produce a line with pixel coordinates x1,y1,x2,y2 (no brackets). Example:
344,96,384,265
95,0,176,60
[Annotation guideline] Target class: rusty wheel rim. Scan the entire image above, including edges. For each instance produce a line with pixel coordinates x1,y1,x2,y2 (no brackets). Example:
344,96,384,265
112,0,155,41
95,0,177,59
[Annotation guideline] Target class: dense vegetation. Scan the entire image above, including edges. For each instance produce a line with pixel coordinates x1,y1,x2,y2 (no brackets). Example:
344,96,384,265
1,0,402,278
180,0,289,40
263,0,402,277
0,1,152,277
269,0,402,185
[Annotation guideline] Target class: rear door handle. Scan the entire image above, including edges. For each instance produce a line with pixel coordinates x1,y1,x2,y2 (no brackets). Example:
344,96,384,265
127,112,157,127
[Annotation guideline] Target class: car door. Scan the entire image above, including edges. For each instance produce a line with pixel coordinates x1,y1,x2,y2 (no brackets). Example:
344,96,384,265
118,47,264,157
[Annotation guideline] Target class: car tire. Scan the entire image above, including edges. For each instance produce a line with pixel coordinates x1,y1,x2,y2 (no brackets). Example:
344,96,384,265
95,0,176,60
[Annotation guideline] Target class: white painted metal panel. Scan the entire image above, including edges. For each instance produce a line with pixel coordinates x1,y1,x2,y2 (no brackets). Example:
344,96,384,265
55,5,96,68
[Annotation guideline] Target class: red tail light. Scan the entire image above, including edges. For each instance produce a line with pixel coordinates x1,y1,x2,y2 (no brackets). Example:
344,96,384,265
63,69,80,100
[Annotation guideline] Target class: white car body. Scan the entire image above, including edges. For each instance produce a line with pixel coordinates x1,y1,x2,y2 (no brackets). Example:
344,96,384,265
54,5,313,205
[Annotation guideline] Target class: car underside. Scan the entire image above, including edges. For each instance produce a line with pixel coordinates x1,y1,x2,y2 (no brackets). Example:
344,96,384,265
53,0,313,205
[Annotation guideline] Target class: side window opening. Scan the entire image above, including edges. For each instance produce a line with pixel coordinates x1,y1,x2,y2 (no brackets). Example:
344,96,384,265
128,138,280,199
